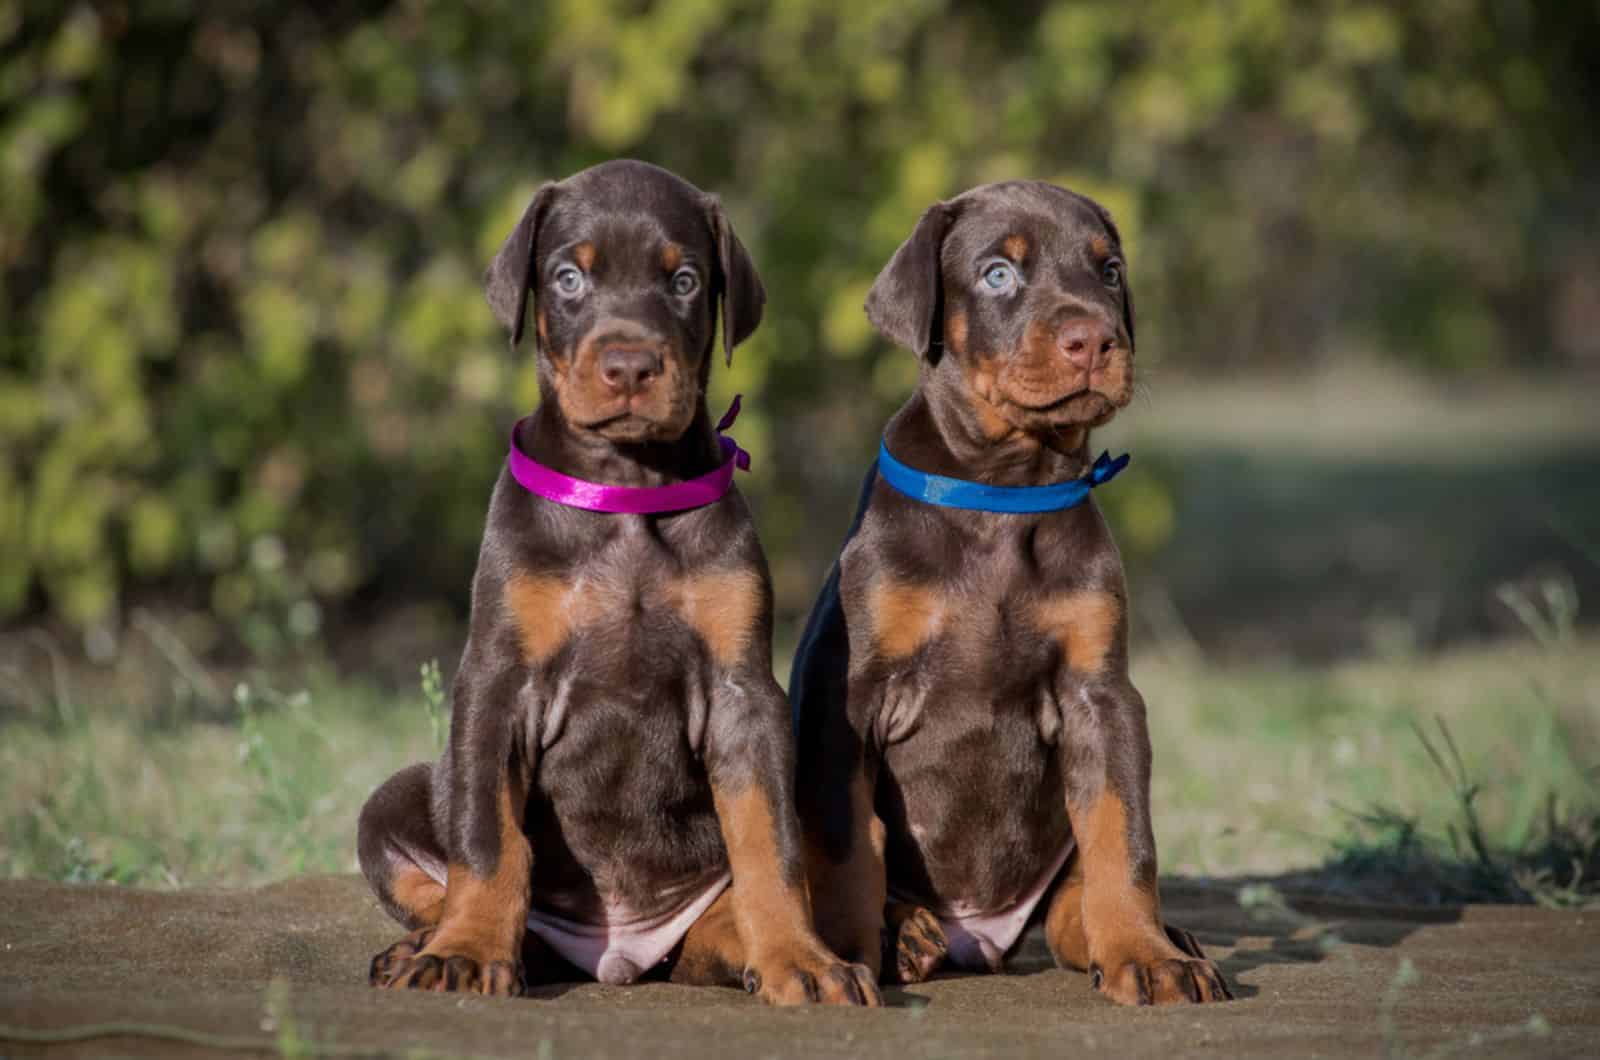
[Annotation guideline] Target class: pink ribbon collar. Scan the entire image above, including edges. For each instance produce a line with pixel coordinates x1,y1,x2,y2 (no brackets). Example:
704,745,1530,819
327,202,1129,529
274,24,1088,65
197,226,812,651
507,396,751,514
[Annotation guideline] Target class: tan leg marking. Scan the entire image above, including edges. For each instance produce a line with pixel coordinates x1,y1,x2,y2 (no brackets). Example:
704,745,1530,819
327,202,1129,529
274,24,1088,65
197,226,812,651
715,784,881,1006
1030,589,1121,674
390,865,446,930
669,886,744,987
430,780,532,963
1043,850,1089,970
374,779,531,996
1071,793,1230,1004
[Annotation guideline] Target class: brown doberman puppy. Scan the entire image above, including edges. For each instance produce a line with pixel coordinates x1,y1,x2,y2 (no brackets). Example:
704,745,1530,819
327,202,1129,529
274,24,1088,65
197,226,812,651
792,180,1232,1005
358,160,878,1006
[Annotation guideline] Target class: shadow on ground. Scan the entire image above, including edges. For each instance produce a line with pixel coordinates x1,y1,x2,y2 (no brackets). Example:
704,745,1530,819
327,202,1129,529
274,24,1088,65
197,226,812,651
2,876,1595,1058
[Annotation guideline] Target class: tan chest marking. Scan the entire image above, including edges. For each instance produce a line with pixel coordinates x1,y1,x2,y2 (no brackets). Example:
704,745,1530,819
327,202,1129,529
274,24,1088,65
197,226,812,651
868,578,949,660
506,568,761,668
504,571,629,664
665,569,764,667
1029,590,1121,674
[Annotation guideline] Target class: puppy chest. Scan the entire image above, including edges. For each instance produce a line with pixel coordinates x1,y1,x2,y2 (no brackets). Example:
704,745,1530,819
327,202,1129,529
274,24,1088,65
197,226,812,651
857,573,1118,692
502,563,761,673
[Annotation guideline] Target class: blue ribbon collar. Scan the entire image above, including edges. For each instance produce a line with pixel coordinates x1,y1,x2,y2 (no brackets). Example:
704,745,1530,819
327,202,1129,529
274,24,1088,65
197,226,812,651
877,441,1130,514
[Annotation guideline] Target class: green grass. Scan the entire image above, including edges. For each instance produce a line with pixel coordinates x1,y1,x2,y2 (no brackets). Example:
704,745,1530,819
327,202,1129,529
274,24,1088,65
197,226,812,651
0,670,438,886
1141,625,1600,905
3,629,1596,903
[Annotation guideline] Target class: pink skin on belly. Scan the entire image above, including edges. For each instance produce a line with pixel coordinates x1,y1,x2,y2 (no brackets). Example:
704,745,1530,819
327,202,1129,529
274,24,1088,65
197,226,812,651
895,838,1076,972
407,846,732,985
524,874,731,984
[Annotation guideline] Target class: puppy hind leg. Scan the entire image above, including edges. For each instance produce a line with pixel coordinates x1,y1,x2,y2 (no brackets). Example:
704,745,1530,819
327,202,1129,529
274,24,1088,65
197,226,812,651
883,901,947,984
1043,850,1090,971
357,761,447,930
667,887,745,988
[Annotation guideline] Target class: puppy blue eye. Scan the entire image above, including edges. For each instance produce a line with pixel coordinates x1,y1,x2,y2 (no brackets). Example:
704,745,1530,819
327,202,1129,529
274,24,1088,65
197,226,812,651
982,263,1014,290
1101,261,1122,288
671,268,699,297
555,265,584,294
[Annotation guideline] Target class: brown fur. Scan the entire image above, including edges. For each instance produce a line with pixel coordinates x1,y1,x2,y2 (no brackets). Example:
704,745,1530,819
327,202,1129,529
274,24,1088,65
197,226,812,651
361,160,877,1006
794,179,1228,1007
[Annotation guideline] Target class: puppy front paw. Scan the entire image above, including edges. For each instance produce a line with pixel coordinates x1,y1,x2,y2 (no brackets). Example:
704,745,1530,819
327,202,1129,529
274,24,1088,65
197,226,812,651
1089,928,1231,1005
744,944,882,1007
369,928,525,997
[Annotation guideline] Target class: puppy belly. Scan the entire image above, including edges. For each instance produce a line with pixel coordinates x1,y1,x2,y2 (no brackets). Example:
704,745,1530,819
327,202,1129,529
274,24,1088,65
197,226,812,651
898,838,1075,972
525,874,731,984
413,856,731,984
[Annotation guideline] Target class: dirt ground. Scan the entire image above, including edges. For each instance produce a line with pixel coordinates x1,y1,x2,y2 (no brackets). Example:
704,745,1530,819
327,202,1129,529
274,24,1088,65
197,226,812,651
0,876,1595,1058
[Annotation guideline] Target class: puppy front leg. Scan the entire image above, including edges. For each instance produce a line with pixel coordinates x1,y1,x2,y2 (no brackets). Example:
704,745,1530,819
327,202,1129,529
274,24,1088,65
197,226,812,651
374,664,534,997
1057,677,1231,1005
706,674,881,1007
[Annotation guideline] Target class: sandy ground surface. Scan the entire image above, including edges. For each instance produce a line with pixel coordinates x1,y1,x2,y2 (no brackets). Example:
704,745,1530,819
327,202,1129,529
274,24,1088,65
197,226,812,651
1,875,1596,1058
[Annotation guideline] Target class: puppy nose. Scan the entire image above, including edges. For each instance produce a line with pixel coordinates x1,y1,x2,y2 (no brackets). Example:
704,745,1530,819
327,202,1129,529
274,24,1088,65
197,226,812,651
1057,319,1118,371
598,346,661,393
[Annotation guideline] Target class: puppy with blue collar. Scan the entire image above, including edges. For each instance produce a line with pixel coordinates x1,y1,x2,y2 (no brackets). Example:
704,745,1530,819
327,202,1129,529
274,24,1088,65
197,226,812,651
792,180,1232,1005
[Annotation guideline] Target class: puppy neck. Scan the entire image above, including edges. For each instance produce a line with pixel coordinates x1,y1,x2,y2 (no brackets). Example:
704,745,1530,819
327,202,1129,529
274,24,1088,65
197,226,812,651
888,373,1092,488
517,398,722,490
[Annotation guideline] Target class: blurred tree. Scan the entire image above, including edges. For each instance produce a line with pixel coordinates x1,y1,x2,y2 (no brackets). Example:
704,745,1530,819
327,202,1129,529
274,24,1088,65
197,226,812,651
1,0,1595,646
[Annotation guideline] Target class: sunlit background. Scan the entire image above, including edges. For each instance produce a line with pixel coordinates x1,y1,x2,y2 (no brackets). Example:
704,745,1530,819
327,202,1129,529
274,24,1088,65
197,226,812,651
2,2,1596,895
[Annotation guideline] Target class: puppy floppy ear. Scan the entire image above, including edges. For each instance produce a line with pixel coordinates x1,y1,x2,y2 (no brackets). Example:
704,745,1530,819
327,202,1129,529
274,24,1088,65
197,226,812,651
703,195,766,366
865,202,951,358
483,182,557,348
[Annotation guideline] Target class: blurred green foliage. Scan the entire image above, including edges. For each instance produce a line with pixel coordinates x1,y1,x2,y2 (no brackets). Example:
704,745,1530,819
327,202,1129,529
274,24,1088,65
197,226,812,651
2,0,1595,640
